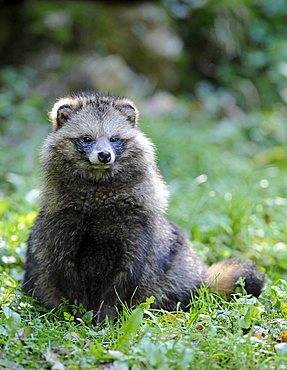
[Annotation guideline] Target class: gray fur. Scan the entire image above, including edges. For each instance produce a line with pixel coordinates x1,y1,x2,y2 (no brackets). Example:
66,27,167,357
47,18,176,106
23,93,264,321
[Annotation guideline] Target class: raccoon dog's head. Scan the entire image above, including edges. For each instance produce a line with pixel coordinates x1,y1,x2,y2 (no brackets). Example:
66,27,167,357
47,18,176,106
42,92,155,184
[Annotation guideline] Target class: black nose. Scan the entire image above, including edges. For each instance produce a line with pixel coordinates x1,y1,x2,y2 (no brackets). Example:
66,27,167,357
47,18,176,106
98,151,111,163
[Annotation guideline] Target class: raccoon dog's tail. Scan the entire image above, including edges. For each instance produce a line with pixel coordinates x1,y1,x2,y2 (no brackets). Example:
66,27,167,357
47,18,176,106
206,260,265,298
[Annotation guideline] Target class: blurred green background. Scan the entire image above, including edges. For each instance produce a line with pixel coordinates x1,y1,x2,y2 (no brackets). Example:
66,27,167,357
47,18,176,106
2,0,287,107
1,0,287,281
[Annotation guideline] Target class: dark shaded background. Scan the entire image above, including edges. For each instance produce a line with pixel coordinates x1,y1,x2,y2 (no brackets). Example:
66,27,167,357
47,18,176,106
2,0,287,113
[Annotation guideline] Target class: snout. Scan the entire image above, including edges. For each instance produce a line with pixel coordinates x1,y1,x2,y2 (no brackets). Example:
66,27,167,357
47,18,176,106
88,149,115,166
98,150,111,164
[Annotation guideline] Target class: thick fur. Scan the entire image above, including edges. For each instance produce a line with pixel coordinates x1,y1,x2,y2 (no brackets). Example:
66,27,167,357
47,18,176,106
23,92,265,321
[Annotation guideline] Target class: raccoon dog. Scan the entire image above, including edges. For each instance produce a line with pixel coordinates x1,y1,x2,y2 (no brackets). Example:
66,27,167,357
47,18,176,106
23,92,265,321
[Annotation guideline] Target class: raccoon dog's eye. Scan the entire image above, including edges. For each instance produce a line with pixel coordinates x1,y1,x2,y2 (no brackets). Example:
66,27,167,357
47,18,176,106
82,136,93,143
110,136,120,143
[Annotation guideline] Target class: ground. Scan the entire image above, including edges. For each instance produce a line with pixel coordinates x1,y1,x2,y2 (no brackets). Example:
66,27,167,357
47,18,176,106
1,77,287,369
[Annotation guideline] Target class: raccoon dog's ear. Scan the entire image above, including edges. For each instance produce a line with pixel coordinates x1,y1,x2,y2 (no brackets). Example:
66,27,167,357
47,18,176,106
49,98,80,131
113,99,139,127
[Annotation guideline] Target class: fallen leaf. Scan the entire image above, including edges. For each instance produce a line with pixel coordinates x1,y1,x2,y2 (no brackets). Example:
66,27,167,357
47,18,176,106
84,340,92,349
164,314,177,322
70,331,82,341
160,333,177,340
103,361,127,370
253,325,267,341
162,313,185,322
192,339,200,346
16,327,26,343
44,349,65,370
16,326,32,343
282,330,287,343
255,333,262,340
106,350,124,359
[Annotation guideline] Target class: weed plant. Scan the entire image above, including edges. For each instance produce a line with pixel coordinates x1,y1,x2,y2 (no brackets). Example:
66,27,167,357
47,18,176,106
0,70,287,369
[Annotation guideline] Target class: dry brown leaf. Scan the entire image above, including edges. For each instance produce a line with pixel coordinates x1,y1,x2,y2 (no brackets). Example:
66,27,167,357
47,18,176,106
195,324,205,331
282,330,287,343
255,333,262,340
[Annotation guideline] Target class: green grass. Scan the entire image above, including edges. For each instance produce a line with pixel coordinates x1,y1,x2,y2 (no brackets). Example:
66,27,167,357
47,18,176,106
1,71,287,369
